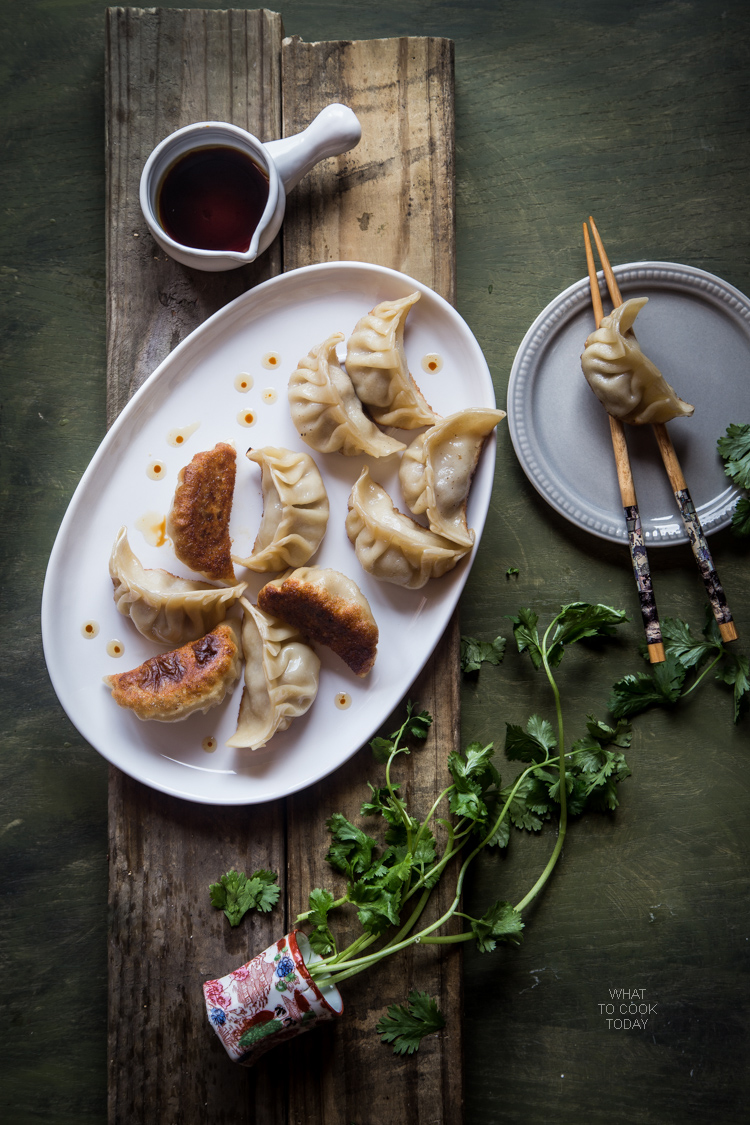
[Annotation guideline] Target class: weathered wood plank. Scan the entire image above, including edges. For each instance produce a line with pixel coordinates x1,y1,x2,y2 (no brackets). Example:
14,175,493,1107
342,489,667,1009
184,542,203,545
281,36,463,1125
106,12,461,1124
105,6,283,424
105,10,287,1125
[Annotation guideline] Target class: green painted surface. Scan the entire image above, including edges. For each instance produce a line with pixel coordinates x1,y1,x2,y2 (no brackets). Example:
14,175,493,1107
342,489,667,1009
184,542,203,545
1,1,748,1121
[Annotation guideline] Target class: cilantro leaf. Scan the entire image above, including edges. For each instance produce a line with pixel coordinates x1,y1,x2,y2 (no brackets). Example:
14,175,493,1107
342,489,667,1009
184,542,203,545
209,868,280,927
376,991,445,1055
405,706,432,740
508,607,543,669
731,496,750,537
325,814,378,878
500,773,554,832
360,783,403,826
608,653,687,718
716,654,750,722
460,635,506,674
304,888,337,955
470,900,525,953
660,616,719,669
506,566,520,579
717,422,750,489
370,736,395,762
547,602,628,666
505,715,556,762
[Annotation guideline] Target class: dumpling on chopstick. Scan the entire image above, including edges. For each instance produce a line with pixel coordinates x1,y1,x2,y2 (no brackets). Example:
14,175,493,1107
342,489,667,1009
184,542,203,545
257,566,378,677
346,467,469,590
110,527,246,645
581,298,695,425
226,599,320,750
345,292,438,429
232,447,329,573
167,442,237,583
103,621,241,722
398,408,506,549
288,333,405,458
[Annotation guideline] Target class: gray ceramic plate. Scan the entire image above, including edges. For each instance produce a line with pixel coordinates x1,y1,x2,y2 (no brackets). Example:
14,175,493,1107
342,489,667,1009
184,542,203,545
508,261,748,545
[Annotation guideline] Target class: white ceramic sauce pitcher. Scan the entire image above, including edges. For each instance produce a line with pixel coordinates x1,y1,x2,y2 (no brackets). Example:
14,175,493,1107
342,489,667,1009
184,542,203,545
139,103,361,271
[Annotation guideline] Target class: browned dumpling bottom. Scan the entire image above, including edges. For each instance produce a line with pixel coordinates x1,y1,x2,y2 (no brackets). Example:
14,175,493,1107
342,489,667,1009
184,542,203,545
167,442,237,584
104,621,241,721
258,571,378,677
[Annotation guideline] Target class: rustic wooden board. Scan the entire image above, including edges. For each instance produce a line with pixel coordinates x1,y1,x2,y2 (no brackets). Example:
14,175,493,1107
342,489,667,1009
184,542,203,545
105,10,461,1124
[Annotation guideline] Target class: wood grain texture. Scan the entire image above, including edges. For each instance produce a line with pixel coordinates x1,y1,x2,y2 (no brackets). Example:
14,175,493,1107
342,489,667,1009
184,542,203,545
279,36,462,1125
105,6,283,424
106,12,461,1124
105,10,287,1124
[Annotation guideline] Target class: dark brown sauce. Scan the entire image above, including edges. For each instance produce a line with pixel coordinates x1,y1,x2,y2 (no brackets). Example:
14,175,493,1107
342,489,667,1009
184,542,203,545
158,146,270,252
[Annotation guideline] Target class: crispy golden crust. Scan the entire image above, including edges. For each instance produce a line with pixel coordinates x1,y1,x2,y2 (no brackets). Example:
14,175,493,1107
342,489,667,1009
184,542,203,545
103,622,241,721
167,443,237,583
258,573,378,677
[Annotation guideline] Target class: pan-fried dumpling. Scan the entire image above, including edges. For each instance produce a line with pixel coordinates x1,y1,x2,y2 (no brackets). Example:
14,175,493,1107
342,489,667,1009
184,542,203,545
399,408,506,549
257,567,378,677
110,527,246,645
103,621,241,722
232,447,329,572
226,599,320,750
167,442,237,583
581,298,695,425
346,468,468,590
345,292,438,429
288,333,405,458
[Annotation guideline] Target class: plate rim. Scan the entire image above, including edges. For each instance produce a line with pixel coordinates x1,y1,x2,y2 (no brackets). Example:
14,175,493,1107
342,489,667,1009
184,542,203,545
41,260,496,805
507,260,747,546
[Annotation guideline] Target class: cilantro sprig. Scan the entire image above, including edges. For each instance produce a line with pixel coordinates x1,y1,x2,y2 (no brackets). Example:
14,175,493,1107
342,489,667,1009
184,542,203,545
292,606,631,1056
209,869,280,927
460,635,506,674
609,608,748,722
717,422,750,537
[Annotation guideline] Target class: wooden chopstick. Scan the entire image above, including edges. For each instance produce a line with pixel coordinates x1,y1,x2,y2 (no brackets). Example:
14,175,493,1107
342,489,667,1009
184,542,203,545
583,222,665,664
588,216,737,644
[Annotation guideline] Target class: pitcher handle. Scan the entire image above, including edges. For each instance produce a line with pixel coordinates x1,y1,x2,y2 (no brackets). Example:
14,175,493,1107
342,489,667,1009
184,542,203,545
264,104,361,194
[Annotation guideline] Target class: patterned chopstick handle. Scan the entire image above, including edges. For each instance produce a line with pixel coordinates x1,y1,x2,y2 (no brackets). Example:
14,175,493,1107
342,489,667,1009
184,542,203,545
624,504,663,646
674,487,734,627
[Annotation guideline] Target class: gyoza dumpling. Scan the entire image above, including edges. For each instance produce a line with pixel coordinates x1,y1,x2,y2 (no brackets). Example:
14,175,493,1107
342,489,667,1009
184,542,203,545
226,599,320,751
581,298,695,425
232,447,329,572
345,292,438,429
110,527,246,645
167,442,237,583
346,468,468,590
103,621,241,722
288,333,405,458
257,567,378,677
399,408,506,549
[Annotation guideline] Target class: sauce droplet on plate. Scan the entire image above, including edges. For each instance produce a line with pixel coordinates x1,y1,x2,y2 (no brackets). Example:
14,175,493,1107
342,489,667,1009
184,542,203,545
202,736,217,753
234,373,254,393
81,620,99,639
147,460,167,480
237,409,256,427
334,692,352,710
421,353,443,374
262,388,278,405
167,422,200,447
107,639,125,658
135,511,167,547
262,352,281,370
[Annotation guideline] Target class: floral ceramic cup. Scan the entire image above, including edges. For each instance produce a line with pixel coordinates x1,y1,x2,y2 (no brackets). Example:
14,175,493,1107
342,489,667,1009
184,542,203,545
204,930,343,1065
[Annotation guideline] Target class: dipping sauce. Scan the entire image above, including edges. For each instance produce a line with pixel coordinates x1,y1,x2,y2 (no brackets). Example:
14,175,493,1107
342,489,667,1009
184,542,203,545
147,460,166,480
202,736,217,753
135,511,167,547
167,422,200,447
334,692,352,710
261,388,278,405
81,620,99,639
106,639,125,658
157,146,270,252
262,352,281,369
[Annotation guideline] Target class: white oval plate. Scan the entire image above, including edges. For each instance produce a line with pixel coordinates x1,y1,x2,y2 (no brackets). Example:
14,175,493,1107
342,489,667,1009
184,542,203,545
507,262,748,544
42,262,498,805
